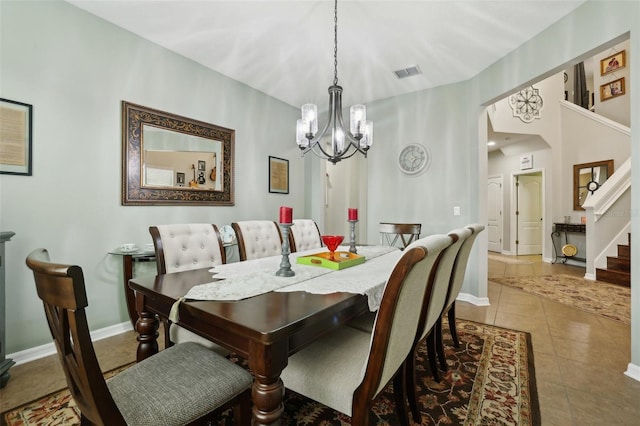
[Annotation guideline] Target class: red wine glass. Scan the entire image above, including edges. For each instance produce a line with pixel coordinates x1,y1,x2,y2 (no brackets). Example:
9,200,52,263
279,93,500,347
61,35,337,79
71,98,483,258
321,235,344,260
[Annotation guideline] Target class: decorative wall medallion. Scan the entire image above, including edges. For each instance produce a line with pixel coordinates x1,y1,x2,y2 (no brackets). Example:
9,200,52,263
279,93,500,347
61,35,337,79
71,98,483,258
509,86,543,123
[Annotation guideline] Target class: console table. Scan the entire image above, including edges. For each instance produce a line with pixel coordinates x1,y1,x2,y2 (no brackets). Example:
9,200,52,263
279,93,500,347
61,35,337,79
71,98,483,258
1,231,15,388
551,223,586,264
109,248,156,328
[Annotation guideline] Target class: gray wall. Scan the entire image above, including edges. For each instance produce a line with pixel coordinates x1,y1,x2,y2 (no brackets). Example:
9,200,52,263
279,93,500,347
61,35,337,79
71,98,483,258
0,0,301,352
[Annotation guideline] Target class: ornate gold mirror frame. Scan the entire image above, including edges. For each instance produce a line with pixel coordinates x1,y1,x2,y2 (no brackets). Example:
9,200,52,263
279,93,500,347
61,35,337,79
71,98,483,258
122,101,234,205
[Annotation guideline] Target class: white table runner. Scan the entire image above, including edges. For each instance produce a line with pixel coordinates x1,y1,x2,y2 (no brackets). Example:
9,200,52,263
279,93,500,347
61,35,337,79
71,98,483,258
174,245,398,308
275,247,403,311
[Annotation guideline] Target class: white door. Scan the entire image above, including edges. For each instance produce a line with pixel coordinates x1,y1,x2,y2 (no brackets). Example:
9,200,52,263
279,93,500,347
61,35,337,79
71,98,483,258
487,176,503,252
516,174,542,255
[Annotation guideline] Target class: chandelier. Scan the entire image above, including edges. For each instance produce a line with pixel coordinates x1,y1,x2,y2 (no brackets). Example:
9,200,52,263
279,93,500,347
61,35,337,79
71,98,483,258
295,0,373,164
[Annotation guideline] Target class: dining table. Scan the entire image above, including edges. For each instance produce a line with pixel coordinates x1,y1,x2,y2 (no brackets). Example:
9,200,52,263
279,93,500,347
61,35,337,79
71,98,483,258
128,245,402,425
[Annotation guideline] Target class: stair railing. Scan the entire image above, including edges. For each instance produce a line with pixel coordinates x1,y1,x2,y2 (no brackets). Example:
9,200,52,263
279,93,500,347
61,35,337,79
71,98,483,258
582,157,631,280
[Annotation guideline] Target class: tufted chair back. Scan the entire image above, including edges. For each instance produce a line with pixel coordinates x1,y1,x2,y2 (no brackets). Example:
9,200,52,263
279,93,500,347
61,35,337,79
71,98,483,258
149,224,226,274
232,220,283,261
290,219,323,252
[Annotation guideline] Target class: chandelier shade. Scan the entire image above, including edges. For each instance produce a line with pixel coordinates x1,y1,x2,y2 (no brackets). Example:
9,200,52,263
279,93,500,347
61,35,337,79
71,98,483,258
295,0,373,164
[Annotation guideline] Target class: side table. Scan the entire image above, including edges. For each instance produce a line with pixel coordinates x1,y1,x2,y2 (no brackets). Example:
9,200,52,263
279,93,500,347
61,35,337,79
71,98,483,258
108,249,156,328
1,231,15,388
551,223,586,264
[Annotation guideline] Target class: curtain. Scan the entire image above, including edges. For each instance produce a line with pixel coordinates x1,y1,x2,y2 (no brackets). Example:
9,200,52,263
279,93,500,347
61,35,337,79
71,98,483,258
573,62,589,109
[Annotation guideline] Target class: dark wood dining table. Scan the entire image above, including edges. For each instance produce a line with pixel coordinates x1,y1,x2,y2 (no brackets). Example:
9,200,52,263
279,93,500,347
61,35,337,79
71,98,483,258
129,267,370,425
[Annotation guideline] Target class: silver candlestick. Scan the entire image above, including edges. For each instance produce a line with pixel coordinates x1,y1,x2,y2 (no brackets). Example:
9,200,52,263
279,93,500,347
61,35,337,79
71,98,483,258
276,223,295,277
348,220,358,254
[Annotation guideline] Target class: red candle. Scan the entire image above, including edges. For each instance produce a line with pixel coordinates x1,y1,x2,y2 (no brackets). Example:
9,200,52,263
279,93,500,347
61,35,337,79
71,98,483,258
348,208,358,221
279,206,293,224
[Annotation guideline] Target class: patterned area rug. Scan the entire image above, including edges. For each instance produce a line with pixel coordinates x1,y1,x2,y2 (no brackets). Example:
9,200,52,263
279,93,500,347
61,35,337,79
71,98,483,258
2,320,539,426
490,274,630,324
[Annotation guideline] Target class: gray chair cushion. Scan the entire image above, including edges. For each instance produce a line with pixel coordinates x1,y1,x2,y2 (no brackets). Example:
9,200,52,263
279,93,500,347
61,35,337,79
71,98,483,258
108,342,252,426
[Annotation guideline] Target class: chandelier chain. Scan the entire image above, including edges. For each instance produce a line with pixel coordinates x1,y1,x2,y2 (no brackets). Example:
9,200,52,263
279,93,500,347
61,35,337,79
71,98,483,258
333,0,338,86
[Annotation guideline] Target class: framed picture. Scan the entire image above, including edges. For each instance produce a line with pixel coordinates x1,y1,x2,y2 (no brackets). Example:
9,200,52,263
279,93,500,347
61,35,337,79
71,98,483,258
600,50,626,76
600,77,625,102
0,98,33,175
198,160,206,171
176,172,185,186
268,156,289,194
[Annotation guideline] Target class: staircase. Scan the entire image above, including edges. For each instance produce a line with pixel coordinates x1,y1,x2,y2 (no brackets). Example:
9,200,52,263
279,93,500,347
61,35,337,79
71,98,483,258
596,233,630,287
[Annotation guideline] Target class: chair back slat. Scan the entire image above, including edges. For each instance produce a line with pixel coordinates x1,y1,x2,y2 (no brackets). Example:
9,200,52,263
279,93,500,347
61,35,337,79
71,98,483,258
379,222,422,249
26,249,126,425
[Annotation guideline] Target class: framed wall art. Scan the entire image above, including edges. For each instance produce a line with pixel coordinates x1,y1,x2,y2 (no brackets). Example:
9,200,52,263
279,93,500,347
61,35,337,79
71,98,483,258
600,77,625,102
268,156,289,194
176,172,185,186
600,50,626,76
0,98,32,176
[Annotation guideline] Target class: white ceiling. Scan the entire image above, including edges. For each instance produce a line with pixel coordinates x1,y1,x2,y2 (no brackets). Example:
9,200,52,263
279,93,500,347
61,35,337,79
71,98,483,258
66,0,586,109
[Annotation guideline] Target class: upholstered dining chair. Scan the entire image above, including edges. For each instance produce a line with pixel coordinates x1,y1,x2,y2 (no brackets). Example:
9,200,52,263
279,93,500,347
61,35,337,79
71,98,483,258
232,220,283,261
280,234,452,426
26,248,252,426
409,227,471,375
289,218,323,252
379,222,422,249
436,224,485,350
349,229,471,380
149,223,229,354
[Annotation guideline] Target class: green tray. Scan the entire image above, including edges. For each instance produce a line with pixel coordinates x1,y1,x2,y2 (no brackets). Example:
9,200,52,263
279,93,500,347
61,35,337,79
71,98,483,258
296,251,365,270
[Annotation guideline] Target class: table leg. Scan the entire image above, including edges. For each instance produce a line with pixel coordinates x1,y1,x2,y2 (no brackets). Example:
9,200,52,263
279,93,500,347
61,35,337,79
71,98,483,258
248,341,287,425
135,294,159,362
122,254,139,328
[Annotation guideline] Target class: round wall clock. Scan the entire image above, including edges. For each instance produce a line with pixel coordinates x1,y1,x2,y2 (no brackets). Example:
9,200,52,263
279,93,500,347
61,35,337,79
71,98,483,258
398,144,431,175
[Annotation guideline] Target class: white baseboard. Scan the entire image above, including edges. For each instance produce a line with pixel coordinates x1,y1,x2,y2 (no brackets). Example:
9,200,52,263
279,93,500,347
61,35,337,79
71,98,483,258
584,273,596,280
624,363,640,383
457,292,490,306
8,321,133,366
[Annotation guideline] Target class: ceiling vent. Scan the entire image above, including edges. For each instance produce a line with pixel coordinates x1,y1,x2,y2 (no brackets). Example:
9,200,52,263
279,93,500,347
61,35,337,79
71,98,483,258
394,65,422,79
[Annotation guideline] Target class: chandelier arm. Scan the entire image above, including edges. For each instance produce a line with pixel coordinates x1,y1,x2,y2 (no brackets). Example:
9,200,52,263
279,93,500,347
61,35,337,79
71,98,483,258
306,87,339,147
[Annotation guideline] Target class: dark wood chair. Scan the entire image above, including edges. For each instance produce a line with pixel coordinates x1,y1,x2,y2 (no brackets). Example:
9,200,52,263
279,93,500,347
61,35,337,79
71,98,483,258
231,220,283,261
289,219,323,252
280,234,452,426
379,222,422,249
149,224,230,354
26,248,252,426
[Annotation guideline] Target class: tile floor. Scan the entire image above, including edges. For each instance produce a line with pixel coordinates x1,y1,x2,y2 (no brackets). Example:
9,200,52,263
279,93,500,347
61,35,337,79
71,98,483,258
2,253,639,425
467,253,640,425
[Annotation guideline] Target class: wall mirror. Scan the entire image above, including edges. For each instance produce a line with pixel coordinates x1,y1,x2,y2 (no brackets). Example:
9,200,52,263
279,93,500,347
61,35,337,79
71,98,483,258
122,101,234,205
573,159,613,210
